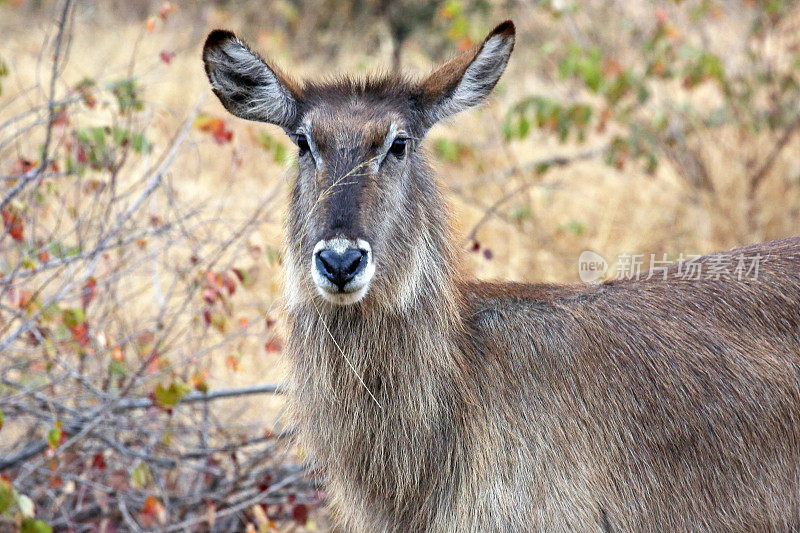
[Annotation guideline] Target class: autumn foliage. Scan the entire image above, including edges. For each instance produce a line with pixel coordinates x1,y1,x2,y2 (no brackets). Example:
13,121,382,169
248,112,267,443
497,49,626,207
0,1,317,530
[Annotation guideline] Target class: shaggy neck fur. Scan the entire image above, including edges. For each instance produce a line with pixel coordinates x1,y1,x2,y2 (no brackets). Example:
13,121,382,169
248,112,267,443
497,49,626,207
284,181,475,530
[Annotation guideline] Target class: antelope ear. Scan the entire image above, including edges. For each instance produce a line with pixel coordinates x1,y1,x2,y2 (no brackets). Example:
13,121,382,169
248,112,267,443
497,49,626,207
418,20,515,127
202,30,301,129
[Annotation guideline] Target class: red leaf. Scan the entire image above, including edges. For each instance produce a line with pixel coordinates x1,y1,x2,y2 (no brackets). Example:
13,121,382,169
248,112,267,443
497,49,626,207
50,109,69,127
159,50,176,64
2,209,24,242
195,116,234,145
81,277,97,309
257,475,272,492
70,322,90,347
212,124,233,145
264,339,282,353
145,353,161,374
12,158,36,175
457,37,474,51
204,458,220,487
78,87,97,109
111,345,124,362
291,503,309,525
141,495,166,527
225,354,241,372
191,371,209,393
222,273,236,295
211,270,222,286
91,453,106,470
18,290,33,309
202,288,218,304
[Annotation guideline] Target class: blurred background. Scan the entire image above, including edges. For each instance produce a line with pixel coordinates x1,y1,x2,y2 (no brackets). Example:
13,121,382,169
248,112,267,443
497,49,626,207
1,0,799,530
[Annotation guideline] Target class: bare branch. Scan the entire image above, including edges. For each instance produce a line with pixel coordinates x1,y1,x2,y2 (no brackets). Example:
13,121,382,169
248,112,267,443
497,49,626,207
461,146,606,244
0,0,72,212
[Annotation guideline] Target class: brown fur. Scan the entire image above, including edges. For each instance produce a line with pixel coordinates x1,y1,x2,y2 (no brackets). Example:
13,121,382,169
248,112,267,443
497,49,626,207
203,21,800,532
288,230,800,532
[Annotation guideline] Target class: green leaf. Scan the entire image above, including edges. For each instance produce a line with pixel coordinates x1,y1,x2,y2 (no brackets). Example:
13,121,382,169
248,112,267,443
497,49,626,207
48,241,79,260
0,408,4,431
108,78,144,113
108,359,127,377
232,267,254,288
433,138,470,162
0,477,13,514
510,205,533,222
560,220,585,236
75,126,150,170
21,519,52,533
209,313,227,333
518,115,530,138
110,127,151,153
46,421,62,450
766,0,787,15
0,58,7,96
604,71,632,106
258,132,291,164
61,308,85,329
559,44,604,92
75,77,95,91
504,96,593,143
265,245,282,265
154,381,190,409
131,462,152,489
680,47,724,88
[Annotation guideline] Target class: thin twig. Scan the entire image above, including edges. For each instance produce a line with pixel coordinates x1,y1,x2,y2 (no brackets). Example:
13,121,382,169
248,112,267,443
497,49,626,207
0,0,72,212
462,146,606,244
749,117,800,196
114,383,286,411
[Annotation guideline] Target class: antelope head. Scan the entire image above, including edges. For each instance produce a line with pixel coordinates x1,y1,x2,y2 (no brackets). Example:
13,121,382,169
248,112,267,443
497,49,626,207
203,21,515,306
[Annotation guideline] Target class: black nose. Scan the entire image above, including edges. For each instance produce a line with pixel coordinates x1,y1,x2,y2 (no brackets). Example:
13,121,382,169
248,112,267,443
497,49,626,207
315,248,367,290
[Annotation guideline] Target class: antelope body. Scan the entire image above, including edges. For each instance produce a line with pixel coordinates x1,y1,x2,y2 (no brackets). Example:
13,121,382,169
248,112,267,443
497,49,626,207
203,22,800,532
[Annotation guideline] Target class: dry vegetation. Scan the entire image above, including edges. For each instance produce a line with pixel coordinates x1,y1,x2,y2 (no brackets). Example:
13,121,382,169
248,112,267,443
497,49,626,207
1,0,800,530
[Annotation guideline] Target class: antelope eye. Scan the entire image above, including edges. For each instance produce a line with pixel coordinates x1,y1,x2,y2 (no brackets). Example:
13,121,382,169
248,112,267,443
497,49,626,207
389,138,406,157
297,134,310,154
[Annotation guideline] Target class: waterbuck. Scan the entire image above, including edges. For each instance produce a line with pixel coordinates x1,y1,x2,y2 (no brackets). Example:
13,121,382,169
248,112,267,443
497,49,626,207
203,21,800,531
